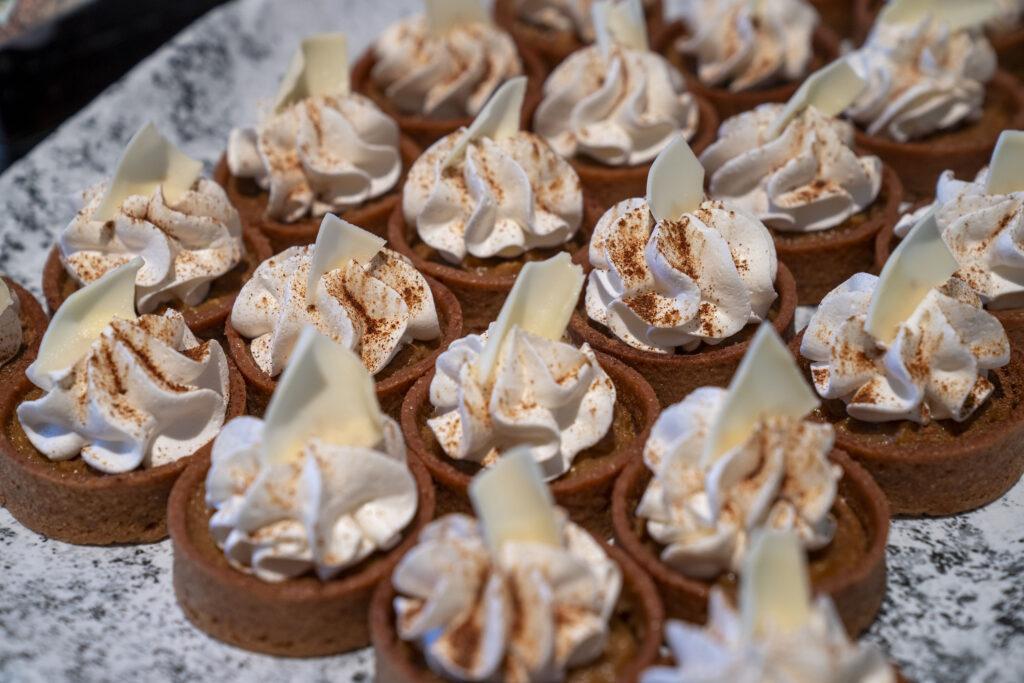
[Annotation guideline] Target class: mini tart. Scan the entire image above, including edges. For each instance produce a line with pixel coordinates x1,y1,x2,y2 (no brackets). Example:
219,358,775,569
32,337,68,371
215,135,421,252
42,228,273,339
656,20,841,121
792,330,1024,516
560,95,719,214
351,38,548,150
0,359,245,545
169,452,436,657
400,351,659,539
225,276,464,417
874,218,1024,352
370,532,664,683
769,162,903,305
613,448,890,637
493,0,666,71
388,198,601,333
0,277,47,386
568,263,798,409
853,70,1024,198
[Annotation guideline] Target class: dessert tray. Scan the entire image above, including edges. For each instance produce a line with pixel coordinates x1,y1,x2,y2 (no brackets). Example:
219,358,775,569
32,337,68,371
0,1,1021,681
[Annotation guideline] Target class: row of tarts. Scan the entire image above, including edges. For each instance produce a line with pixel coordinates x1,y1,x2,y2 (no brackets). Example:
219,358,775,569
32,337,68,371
3,0,1024,680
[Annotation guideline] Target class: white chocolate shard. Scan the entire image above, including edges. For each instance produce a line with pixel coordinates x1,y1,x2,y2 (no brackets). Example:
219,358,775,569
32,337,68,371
986,130,1024,197
594,0,649,56
443,76,527,168
469,447,561,555
740,530,812,639
425,0,488,34
305,214,386,305
28,258,142,383
646,135,705,223
93,123,203,222
474,252,585,381
865,207,959,344
274,33,350,112
769,59,866,138
262,326,384,466
0,280,10,311
702,323,819,467
881,0,1001,30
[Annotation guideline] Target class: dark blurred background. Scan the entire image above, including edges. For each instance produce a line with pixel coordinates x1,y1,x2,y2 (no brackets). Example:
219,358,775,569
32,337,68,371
0,0,229,172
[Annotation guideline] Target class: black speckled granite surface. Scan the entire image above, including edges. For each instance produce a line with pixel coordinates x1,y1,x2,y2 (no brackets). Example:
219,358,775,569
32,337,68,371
0,1,1022,681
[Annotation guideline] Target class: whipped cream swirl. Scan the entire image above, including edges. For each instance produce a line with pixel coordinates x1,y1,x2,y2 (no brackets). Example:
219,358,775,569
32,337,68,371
534,45,699,166
230,246,440,377
802,273,1010,424
403,131,583,264
677,0,819,92
844,16,997,142
637,389,840,579
428,326,615,481
393,512,621,682
586,198,777,353
371,16,523,119
701,104,883,233
0,282,21,367
227,94,402,223
641,591,895,683
206,413,417,582
895,168,1024,310
18,311,230,474
61,181,244,313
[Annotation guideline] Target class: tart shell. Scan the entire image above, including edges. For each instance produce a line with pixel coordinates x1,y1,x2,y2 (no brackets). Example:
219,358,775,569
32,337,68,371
493,0,666,71
369,533,664,683
567,263,798,408
400,351,660,539
214,135,422,252
853,70,1024,199
169,452,436,657
0,277,47,387
225,275,464,417
351,37,547,150
0,357,246,545
612,449,890,636
42,228,273,339
656,20,841,121
387,198,600,333
792,330,1024,516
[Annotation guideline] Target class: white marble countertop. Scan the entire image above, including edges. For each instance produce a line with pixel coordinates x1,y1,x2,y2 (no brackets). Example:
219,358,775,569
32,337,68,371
0,1,1022,681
